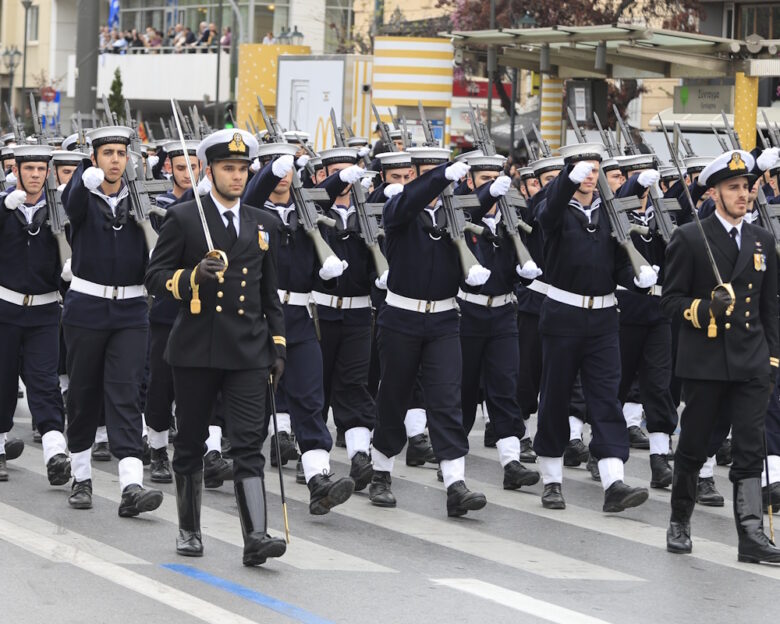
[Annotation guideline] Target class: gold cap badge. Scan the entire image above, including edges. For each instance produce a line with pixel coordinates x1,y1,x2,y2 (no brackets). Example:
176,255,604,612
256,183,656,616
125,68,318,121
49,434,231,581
228,133,247,154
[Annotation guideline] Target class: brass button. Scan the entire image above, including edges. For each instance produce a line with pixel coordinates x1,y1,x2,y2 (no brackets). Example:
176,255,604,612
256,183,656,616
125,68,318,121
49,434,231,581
745,311,750,317
216,305,223,312
746,297,751,303
746,322,751,328
238,309,244,315
242,267,248,274
241,280,246,287
725,323,731,329
217,291,224,298
749,283,753,289
239,295,245,302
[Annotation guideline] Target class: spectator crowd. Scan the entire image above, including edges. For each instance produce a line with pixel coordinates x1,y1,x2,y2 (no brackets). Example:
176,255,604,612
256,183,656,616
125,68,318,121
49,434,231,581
99,22,232,54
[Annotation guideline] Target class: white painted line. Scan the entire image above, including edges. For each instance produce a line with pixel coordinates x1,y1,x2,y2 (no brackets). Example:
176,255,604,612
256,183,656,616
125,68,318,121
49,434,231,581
0,516,260,624
433,578,614,624
12,446,394,573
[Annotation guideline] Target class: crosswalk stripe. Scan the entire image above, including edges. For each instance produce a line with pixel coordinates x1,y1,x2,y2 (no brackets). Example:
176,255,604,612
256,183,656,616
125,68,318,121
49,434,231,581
0,515,261,624
263,470,642,581
432,578,615,624
11,446,394,573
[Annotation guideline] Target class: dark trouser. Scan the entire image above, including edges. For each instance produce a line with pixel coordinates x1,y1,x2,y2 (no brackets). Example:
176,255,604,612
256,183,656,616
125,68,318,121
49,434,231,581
64,325,147,459
368,321,381,398
374,327,468,460
618,322,678,435
145,322,176,435
461,332,525,440
676,377,772,483
172,366,269,480
766,369,780,456
535,331,628,461
0,323,64,436
275,338,332,454
319,319,375,431
516,311,542,418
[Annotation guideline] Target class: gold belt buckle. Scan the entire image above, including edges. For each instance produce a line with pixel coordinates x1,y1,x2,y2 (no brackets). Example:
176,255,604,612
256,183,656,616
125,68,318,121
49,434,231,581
587,296,594,309
283,291,290,304
425,300,432,313
486,296,494,307
336,297,343,309
112,286,119,300
23,294,30,306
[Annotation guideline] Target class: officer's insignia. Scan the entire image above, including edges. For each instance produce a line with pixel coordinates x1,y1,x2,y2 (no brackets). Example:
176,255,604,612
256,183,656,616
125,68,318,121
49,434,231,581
228,133,247,154
258,229,269,251
755,252,767,271
729,152,747,172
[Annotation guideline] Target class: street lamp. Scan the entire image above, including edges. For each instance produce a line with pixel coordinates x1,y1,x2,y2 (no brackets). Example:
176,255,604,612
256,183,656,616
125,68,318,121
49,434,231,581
291,25,303,46
21,0,32,116
2,46,22,124
277,27,290,44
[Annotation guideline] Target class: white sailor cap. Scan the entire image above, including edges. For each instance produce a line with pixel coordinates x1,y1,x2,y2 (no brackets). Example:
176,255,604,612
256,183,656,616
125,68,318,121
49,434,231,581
455,149,482,163
559,143,605,164
376,151,412,170
619,153,656,174
601,158,620,172
163,139,199,158
309,156,324,171
698,150,756,189
61,133,88,151
87,126,133,149
47,136,65,147
51,149,85,166
0,145,14,158
466,154,505,171
347,136,369,148
256,142,299,162
0,132,15,145
320,147,359,166
12,144,53,162
407,146,451,164
530,156,564,176
282,130,310,145
683,156,710,174
659,166,680,181
518,166,535,180
389,129,413,143
197,129,258,164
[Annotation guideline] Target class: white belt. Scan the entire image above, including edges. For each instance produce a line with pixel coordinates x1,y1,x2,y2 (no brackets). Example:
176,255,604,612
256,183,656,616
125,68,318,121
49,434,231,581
546,285,616,310
526,280,548,295
311,291,371,310
70,276,146,300
457,289,513,308
277,289,311,306
0,285,59,307
385,290,457,313
616,284,663,297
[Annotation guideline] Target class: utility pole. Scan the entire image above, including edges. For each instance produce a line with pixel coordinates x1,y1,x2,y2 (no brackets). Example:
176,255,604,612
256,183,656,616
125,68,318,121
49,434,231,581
486,0,496,134
74,0,100,115
214,0,223,127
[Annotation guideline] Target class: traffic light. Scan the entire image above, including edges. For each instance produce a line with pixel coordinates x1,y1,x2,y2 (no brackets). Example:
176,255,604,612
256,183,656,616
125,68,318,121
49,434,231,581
224,103,235,129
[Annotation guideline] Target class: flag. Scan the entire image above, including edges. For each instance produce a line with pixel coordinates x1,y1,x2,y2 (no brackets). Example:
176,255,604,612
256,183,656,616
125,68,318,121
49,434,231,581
108,0,120,29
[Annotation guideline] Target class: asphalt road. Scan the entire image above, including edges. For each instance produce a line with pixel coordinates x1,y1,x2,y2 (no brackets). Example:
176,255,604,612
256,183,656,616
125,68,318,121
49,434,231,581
2,397,778,624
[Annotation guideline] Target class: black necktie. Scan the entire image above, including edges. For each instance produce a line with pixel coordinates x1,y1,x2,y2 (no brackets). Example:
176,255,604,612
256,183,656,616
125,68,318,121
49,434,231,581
729,226,739,252
225,210,237,247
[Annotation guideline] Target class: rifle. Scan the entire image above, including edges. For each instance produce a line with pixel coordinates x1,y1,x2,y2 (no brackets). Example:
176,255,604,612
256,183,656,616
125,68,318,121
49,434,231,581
6,102,24,144
30,93,71,266
593,112,618,158
721,111,780,258
258,96,341,267
612,104,679,243
174,100,194,139
400,115,410,150
330,108,388,277
566,107,651,277
519,125,538,161
672,122,694,159
418,102,486,280
144,121,155,143
531,124,551,158
344,124,372,169
188,105,202,140
159,117,171,140
371,103,398,152
466,102,534,267
710,123,729,152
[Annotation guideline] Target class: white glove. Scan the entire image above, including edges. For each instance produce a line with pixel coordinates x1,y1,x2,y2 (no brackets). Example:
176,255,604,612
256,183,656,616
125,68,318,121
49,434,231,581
296,155,310,169
272,154,294,178
445,161,470,182
82,166,104,191
4,189,27,210
147,155,159,169
569,161,594,184
250,158,261,173
489,175,512,198
516,260,542,280
757,147,780,172
374,269,389,290
319,255,347,280
358,146,371,158
57,183,66,193
384,183,403,199
465,264,491,287
197,176,211,195
339,165,365,185
360,176,372,190
61,258,73,282
637,169,660,188
633,264,658,289
6,171,16,187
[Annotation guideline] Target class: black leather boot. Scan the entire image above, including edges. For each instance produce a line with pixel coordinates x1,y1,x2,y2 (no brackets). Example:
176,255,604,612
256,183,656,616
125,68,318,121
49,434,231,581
368,471,396,507
716,439,732,466
349,451,373,492
270,432,298,467
628,426,650,450
650,454,673,489
91,441,111,461
0,455,7,481
586,456,601,481
503,460,540,490
446,481,487,517
175,471,203,557
483,422,498,448
47,453,71,486
235,477,287,566
119,484,164,517
307,472,354,515
667,469,697,554
734,478,780,564
697,477,724,507
150,447,173,483
406,433,436,466
295,459,305,484
542,483,565,509
519,437,537,463
603,480,649,513
563,439,589,467
204,450,233,489
68,479,93,509
763,482,780,513
4,438,24,460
